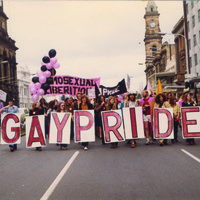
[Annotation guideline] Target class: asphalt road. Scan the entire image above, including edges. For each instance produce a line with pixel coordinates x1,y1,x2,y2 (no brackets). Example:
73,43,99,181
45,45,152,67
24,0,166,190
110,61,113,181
0,129,200,200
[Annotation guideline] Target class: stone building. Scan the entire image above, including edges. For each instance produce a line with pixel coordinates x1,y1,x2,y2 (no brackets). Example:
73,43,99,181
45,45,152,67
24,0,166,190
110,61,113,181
0,0,18,105
144,0,162,89
172,16,187,88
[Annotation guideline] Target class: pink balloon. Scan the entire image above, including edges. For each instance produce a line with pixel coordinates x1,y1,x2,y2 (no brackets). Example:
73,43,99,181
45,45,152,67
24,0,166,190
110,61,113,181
39,75,46,84
53,62,60,69
37,88,45,96
35,82,41,89
30,87,37,95
46,62,53,70
29,82,35,89
50,57,57,65
44,70,51,78
32,94,39,102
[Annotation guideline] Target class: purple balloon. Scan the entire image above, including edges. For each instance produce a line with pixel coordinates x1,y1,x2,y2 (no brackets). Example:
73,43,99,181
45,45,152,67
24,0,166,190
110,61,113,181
30,87,37,95
39,75,46,84
50,57,57,65
46,62,53,70
44,70,51,78
32,94,39,102
35,82,41,90
53,62,60,69
37,88,45,96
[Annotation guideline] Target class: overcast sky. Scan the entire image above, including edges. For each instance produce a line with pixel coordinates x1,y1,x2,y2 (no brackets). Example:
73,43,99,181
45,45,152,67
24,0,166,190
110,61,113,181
4,0,183,93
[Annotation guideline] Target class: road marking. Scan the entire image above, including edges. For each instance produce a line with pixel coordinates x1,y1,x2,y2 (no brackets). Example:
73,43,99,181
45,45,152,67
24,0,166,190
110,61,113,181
181,149,200,163
40,151,79,200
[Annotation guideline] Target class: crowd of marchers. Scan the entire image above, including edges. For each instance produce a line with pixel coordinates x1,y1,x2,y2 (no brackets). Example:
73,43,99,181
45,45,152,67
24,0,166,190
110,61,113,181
0,89,198,152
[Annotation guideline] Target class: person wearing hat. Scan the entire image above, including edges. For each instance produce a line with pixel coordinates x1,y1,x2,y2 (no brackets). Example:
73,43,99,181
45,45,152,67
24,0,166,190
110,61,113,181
125,93,138,148
0,97,19,152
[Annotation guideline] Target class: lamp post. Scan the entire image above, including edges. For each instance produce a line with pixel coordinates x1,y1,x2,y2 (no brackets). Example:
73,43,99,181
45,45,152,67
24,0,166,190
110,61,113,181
158,32,189,77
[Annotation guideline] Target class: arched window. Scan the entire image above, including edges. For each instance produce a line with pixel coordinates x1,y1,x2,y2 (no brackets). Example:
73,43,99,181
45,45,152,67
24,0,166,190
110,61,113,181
150,6,154,12
152,45,157,56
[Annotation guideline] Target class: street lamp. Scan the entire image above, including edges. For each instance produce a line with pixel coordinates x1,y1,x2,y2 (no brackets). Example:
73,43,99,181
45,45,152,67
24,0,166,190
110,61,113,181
158,32,189,77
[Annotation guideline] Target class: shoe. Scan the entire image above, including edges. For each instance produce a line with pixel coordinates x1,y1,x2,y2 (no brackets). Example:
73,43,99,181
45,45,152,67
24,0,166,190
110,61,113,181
63,147,67,150
111,144,115,148
36,147,39,151
38,147,42,151
10,146,14,152
84,146,88,151
131,143,136,148
145,141,150,145
160,142,163,146
59,145,62,150
149,140,153,144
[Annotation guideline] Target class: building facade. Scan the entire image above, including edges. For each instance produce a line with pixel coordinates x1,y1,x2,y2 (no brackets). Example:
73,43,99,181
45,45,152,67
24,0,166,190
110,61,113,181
0,0,18,105
17,65,32,108
184,0,200,83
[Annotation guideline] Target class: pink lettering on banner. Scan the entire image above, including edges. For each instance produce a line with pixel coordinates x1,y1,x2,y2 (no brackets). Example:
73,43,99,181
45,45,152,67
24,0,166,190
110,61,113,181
27,116,45,147
181,107,200,138
74,111,94,142
130,108,138,138
102,111,123,142
154,109,173,138
52,113,70,143
2,114,20,144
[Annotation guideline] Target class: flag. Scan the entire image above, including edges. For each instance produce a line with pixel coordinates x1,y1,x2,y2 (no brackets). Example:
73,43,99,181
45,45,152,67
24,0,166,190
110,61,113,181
156,78,163,94
147,80,153,95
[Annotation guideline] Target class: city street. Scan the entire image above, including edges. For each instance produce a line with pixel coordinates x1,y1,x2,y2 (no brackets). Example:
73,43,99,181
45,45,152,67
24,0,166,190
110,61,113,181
0,129,200,200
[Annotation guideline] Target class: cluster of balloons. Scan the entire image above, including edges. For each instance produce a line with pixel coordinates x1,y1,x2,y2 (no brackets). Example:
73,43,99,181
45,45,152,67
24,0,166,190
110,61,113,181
29,49,60,102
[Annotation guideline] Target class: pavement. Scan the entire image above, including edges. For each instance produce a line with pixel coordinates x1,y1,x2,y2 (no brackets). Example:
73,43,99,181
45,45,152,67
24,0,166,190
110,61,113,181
0,128,200,200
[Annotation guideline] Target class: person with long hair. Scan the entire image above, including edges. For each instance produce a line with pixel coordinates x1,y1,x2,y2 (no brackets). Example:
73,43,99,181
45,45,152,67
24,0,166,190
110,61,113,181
57,102,68,150
29,102,44,151
169,96,180,143
73,91,82,110
76,94,93,150
154,93,170,146
94,95,106,144
39,98,48,114
182,93,196,145
106,96,118,148
125,93,138,148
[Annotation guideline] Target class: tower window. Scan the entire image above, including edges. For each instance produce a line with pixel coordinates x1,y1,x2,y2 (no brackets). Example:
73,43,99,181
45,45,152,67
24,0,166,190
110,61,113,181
150,6,154,12
152,45,157,56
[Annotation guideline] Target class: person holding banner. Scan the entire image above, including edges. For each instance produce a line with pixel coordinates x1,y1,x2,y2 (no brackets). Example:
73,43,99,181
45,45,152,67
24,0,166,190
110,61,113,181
39,98,48,114
125,93,138,148
0,97,19,152
182,93,196,145
169,96,180,143
29,102,44,151
74,92,82,110
57,102,68,150
76,94,93,150
106,96,118,148
154,93,170,146
65,97,74,140
139,90,154,145
94,95,106,143
0,99,4,127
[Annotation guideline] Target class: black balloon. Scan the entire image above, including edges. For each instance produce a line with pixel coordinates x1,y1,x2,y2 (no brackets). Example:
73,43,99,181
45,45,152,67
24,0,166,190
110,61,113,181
42,56,50,63
32,76,39,83
41,83,50,90
49,68,56,76
49,49,56,58
41,65,47,72
47,77,54,84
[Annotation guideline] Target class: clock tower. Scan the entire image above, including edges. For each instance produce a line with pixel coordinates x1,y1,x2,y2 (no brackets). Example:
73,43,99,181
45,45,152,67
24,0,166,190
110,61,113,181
144,0,162,81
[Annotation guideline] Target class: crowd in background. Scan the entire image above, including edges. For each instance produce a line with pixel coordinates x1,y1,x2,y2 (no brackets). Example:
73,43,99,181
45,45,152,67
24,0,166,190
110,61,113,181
0,90,198,152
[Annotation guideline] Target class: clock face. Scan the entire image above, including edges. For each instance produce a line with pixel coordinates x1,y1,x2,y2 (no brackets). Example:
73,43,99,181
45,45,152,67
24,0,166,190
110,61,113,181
150,22,156,28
